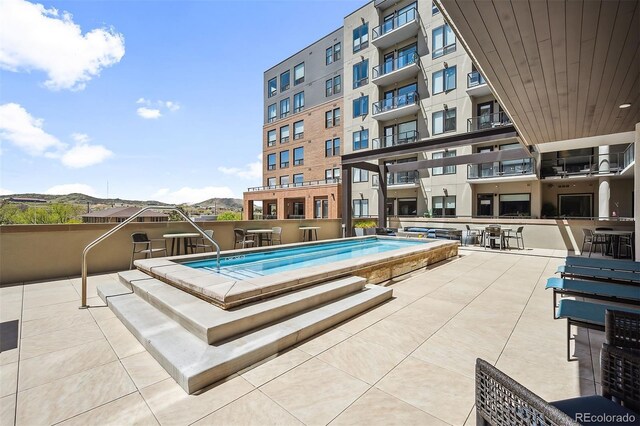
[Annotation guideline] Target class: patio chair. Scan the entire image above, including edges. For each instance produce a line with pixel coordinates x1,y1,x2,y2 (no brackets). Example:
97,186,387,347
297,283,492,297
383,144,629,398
505,226,525,250
233,228,256,249
130,232,167,269
581,229,608,257
618,232,635,260
271,226,282,244
464,224,480,246
605,309,640,351
475,345,640,426
187,229,215,253
483,226,503,250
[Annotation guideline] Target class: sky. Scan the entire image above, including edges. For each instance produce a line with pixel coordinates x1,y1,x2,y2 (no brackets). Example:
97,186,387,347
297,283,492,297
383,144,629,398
0,0,365,204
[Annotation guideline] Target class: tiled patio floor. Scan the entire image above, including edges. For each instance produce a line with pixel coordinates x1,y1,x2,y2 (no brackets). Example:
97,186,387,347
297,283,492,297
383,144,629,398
0,248,602,425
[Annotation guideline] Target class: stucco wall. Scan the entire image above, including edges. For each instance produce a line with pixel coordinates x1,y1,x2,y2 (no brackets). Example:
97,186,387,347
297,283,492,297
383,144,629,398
0,220,342,285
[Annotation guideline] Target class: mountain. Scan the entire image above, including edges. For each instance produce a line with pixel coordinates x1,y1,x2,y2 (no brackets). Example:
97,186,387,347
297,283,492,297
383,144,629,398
193,197,244,211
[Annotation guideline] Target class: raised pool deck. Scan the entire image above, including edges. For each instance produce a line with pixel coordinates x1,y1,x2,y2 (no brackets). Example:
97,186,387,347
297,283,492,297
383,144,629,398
135,236,459,309
1,248,604,425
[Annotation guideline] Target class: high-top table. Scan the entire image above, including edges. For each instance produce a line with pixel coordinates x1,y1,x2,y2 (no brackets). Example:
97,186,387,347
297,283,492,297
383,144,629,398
593,230,634,259
299,226,320,242
246,229,273,246
163,232,200,256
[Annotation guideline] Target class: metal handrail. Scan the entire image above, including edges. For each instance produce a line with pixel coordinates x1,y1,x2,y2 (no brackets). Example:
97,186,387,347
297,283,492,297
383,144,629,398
80,206,220,308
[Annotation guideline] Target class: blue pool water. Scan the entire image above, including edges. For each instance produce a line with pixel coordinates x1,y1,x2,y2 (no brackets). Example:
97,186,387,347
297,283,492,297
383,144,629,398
184,238,427,280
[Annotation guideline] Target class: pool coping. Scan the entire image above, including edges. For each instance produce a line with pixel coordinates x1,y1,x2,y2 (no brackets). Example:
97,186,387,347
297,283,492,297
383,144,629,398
134,236,458,309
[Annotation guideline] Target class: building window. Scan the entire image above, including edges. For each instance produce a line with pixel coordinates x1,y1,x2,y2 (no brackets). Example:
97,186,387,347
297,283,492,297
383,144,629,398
292,202,304,216
280,70,290,91
293,120,304,139
279,98,290,118
398,198,417,216
558,194,593,218
432,196,456,217
432,1,439,14
294,62,305,85
333,42,341,61
432,150,456,175
499,194,531,217
293,92,304,113
280,175,289,186
267,104,276,123
279,150,289,168
353,96,369,118
353,59,369,88
293,147,304,165
279,125,289,143
267,153,276,170
325,108,340,128
267,177,276,188
268,77,277,97
432,24,456,58
353,129,369,150
352,168,369,183
326,79,333,97
353,199,369,217
372,174,379,187
353,23,369,52
315,199,329,218
432,108,456,134
267,129,276,147
293,173,304,186
432,66,456,94
326,46,334,65
334,75,342,94
325,168,340,181
325,138,340,157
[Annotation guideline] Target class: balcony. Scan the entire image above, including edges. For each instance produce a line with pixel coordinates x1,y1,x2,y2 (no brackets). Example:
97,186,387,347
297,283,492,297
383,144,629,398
467,111,512,132
466,71,491,97
468,158,536,181
247,178,341,192
540,151,630,179
372,52,420,86
387,171,419,187
372,92,419,121
372,130,419,149
371,7,420,49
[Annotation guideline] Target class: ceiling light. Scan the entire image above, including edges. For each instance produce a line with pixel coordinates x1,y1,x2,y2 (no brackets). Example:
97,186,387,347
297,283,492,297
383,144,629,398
619,103,631,109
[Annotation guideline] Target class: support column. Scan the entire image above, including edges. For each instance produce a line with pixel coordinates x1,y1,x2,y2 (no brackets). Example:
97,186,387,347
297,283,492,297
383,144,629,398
598,145,610,173
598,177,610,219
305,195,314,220
377,162,387,228
635,123,639,261
342,166,352,237
243,199,253,220
277,197,286,220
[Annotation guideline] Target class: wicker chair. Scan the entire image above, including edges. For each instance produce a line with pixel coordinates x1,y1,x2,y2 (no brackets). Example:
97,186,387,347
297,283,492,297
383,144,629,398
605,309,640,351
233,228,255,249
187,229,215,253
130,232,167,269
476,347,640,425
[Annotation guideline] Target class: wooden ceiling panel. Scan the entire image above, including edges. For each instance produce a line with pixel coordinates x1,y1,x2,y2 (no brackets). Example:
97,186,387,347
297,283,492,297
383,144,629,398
437,0,640,147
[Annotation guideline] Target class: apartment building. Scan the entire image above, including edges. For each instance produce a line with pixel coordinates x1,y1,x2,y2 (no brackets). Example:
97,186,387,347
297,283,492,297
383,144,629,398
243,28,344,220
245,0,636,229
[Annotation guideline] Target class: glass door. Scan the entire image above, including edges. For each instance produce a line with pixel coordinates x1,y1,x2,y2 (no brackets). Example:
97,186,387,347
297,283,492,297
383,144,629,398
384,52,394,74
477,101,493,130
384,125,395,147
383,90,394,111
476,194,493,217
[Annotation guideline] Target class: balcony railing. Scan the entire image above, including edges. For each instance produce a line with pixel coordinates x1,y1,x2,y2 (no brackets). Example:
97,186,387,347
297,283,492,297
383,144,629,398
540,152,629,178
468,158,535,179
372,92,419,115
387,171,418,185
467,71,487,88
247,178,340,192
467,112,511,132
372,7,418,40
372,52,419,79
623,143,635,169
372,130,419,149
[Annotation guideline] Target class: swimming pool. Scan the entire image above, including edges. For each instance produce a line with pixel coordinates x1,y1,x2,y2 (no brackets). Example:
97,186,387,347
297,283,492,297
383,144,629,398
134,236,458,309
184,238,426,279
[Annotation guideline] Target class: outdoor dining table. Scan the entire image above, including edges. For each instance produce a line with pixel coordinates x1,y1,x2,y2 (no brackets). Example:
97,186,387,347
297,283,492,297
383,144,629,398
163,232,201,256
246,229,273,246
299,226,320,241
593,229,634,259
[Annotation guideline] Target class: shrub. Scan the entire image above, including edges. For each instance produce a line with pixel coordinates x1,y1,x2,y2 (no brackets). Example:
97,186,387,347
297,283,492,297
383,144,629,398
216,211,242,221
354,220,377,228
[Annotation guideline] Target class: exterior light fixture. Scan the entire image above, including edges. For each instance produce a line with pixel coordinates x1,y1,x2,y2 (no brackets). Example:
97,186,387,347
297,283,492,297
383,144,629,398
619,103,631,109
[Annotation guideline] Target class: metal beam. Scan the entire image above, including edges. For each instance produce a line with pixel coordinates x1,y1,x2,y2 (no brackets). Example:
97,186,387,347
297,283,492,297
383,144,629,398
386,147,531,173
341,166,352,237
377,161,387,228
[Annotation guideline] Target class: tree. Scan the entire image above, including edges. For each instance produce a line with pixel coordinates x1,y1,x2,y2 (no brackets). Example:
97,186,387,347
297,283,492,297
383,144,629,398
216,211,241,221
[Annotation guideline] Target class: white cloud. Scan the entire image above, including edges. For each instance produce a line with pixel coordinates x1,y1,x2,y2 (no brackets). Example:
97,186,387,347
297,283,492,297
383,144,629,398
0,0,125,91
45,183,96,196
0,103,113,168
0,103,65,156
136,107,162,119
218,154,262,180
151,186,235,204
165,101,180,112
0,188,14,195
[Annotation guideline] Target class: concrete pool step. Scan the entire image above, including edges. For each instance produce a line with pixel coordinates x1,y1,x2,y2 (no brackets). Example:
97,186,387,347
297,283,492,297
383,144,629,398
116,271,367,344
97,280,392,394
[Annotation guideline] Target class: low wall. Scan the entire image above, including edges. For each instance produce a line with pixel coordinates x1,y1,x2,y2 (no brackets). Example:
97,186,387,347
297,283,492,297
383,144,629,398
0,219,342,285
388,217,634,251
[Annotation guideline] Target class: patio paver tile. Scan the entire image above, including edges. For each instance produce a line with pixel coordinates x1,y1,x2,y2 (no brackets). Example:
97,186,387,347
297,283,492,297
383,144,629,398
121,351,171,390
58,392,159,426
241,348,311,387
